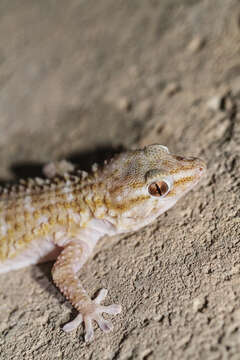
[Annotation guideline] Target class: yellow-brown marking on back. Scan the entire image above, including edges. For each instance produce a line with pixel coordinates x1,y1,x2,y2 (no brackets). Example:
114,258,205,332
106,195,149,214
0,189,92,261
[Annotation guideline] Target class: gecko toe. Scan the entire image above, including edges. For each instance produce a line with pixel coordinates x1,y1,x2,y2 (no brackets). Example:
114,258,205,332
84,317,94,342
63,313,83,332
95,315,113,332
100,304,122,315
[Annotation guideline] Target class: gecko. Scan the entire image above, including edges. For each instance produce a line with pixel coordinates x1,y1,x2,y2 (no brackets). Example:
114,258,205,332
0,144,206,342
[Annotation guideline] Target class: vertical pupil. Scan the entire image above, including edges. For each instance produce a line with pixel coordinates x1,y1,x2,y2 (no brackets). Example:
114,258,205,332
156,183,162,196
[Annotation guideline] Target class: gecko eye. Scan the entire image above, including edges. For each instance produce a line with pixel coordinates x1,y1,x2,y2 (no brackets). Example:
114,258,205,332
148,181,170,197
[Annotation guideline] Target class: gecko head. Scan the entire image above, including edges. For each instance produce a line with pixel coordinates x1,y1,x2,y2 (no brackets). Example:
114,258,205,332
103,144,206,230
143,144,206,200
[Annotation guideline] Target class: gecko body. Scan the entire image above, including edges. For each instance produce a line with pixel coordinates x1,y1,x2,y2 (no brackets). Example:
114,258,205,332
0,144,206,341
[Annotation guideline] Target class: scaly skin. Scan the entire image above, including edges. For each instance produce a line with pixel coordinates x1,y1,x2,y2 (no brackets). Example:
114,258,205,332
0,144,206,342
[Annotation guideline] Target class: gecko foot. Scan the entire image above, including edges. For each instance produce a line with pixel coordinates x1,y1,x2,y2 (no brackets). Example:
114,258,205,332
62,289,122,342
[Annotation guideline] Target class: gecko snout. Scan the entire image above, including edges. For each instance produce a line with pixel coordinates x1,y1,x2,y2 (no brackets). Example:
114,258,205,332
192,157,207,179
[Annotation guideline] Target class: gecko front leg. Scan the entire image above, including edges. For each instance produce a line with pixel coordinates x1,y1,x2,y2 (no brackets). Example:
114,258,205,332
51,239,121,342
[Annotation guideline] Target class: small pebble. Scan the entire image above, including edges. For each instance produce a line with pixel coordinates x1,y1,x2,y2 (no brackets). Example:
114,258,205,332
116,97,132,112
188,36,206,53
193,295,208,313
206,96,222,111
164,82,181,97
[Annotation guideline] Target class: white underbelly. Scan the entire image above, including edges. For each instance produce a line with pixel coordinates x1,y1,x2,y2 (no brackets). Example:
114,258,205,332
0,236,61,274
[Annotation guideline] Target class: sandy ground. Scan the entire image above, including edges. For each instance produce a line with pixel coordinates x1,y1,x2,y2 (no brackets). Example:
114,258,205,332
0,0,240,359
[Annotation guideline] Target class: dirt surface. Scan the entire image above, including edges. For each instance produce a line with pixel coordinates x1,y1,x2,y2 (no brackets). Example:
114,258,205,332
0,1,240,359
